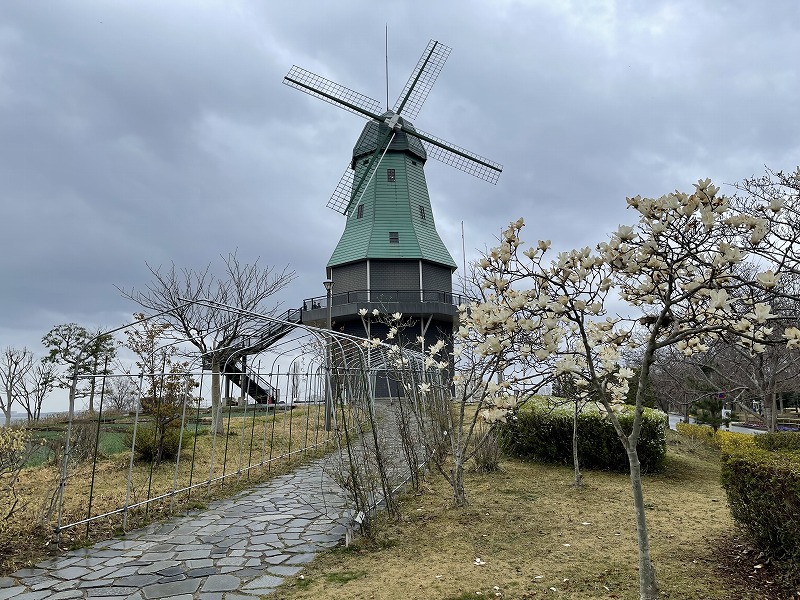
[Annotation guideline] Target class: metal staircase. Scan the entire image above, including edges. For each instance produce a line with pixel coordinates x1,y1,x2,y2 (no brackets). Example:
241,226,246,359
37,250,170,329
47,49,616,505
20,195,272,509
214,308,304,404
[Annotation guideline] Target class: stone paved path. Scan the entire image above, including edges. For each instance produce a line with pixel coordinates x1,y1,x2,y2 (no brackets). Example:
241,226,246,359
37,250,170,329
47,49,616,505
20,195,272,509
0,459,352,600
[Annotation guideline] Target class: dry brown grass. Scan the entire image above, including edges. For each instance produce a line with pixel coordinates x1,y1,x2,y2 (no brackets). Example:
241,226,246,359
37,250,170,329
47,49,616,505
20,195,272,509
270,434,772,600
0,406,334,574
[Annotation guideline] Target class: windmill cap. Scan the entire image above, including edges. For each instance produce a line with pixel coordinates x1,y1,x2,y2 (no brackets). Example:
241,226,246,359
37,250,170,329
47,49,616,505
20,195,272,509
351,111,427,167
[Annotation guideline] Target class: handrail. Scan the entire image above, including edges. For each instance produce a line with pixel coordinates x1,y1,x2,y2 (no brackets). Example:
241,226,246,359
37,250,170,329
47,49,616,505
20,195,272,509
302,289,473,310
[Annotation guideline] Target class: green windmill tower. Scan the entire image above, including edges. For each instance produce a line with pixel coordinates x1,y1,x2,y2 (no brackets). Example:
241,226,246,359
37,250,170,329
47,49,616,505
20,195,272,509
284,40,502,369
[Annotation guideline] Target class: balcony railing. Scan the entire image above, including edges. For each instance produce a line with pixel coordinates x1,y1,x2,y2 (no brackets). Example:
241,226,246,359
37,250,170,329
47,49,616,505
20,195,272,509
302,289,472,311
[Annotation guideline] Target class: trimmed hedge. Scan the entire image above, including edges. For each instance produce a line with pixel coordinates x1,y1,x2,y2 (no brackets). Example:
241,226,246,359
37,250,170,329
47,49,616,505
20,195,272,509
753,431,800,452
675,422,755,453
500,398,667,473
720,443,800,577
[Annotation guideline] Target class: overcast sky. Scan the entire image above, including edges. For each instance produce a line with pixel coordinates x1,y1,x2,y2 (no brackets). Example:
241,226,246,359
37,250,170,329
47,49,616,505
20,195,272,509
2,0,799,358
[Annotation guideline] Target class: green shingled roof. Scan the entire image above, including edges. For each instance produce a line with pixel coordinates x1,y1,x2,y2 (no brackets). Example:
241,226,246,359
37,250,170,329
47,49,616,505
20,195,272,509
328,119,456,270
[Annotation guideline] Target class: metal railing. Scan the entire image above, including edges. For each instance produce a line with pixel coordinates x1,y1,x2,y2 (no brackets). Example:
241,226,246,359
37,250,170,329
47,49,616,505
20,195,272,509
303,289,472,310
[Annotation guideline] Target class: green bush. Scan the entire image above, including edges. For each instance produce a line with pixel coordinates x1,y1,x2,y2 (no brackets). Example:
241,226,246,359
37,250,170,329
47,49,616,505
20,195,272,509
125,425,191,463
753,431,800,452
500,398,667,473
720,445,800,583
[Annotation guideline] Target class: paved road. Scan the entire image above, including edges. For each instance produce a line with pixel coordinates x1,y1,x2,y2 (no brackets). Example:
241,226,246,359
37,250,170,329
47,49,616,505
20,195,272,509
668,414,765,435
0,459,352,599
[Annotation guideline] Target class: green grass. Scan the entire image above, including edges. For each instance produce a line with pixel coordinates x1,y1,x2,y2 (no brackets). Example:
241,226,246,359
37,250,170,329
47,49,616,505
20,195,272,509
324,571,368,584
269,436,781,600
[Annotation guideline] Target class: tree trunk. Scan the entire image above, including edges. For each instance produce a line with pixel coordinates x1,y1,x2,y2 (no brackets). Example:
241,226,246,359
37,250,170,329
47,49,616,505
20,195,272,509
3,389,11,426
769,392,777,433
211,361,224,435
451,456,467,507
572,399,583,487
627,447,660,600
763,392,778,433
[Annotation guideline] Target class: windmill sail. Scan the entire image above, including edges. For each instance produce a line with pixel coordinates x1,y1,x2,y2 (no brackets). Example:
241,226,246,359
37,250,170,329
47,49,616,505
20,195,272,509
413,127,502,184
283,66,383,120
393,40,451,120
287,38,502,398
327,127,397,215
284,38,503,216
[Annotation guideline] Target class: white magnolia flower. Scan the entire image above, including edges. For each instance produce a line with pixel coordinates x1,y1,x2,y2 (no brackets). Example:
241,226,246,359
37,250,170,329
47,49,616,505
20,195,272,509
708,289,730,310
783,327,800,348
391,312,403,321
418,382,431,395
538,239,551,251
749,303,774,324
555,357,580,375
618,367,635,379
615,225,636,241
358,308,368,316
751,222,768,245
756,270,779,289
770,197,784,212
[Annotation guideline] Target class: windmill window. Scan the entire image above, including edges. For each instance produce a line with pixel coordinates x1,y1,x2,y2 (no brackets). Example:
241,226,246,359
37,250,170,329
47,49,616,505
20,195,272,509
419,205,426,220
387,168,396,182
356,204,364,219
362,159,368,165
389,231,399,244
412,160,418,166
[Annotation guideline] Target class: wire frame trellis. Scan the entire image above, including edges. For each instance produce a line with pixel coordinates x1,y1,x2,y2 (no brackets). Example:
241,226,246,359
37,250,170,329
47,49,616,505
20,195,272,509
44,300,447,542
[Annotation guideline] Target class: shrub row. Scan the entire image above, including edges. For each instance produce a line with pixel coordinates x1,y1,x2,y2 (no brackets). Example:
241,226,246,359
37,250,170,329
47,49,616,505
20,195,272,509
719,437,800,578
675,422,755,452
500,398,667,473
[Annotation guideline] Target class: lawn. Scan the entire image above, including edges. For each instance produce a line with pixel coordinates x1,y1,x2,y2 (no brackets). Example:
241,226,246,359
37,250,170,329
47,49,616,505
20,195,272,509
270,432,786,600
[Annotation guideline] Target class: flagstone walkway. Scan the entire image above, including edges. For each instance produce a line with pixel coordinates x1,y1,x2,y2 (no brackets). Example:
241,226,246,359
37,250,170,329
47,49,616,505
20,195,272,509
0,459,352,600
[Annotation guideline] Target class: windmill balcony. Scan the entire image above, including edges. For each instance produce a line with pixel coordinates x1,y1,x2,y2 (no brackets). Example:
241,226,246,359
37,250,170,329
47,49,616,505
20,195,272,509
300,288,469,329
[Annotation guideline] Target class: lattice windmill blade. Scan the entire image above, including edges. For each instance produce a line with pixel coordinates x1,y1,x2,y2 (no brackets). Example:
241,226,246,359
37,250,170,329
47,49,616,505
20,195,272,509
392,40,451,120
283,65,384,120
327,127,397,215
327,164,355,214
411,127,503,184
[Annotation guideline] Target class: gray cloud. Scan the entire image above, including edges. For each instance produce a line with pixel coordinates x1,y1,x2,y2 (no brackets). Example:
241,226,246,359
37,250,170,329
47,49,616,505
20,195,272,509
1,0,799,353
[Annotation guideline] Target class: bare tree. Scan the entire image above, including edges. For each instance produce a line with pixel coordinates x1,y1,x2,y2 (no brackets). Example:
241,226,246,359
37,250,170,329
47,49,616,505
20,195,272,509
650,270,800,431
104,374,139,413
121,253,295,434
0,347,33,426
16,359,57,422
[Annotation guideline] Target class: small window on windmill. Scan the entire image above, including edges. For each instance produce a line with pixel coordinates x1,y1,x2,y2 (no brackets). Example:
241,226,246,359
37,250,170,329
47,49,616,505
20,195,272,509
362,159,368,165
419,205,426,220
357,204,364,219
387,168,396,182
412,160,418,166
389,231,399,244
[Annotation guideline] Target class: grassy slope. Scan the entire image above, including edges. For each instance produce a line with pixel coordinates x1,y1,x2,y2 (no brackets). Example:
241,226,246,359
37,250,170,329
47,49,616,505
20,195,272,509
272,434,755,600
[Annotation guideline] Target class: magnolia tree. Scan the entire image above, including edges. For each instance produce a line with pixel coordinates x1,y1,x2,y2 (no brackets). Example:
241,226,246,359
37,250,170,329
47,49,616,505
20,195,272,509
355,308,510,507
467,173,800,600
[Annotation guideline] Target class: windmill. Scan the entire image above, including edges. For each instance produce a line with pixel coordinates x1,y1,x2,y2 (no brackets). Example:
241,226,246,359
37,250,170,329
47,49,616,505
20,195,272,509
284,40,502,389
